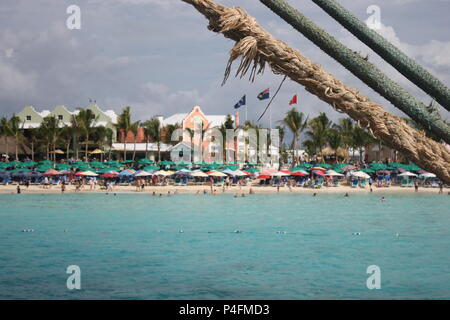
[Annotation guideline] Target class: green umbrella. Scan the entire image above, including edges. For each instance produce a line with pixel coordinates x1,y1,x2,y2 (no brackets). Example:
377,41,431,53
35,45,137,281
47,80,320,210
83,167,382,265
244,168,260,173
159,160,174,166
143,165,160,171
360,168,375,173
138,158,154,165
176,161,191,166
317,163,333,168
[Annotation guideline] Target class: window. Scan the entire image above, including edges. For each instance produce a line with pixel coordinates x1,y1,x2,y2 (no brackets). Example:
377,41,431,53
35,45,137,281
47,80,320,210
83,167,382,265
26,116,31,121
58,115,64,120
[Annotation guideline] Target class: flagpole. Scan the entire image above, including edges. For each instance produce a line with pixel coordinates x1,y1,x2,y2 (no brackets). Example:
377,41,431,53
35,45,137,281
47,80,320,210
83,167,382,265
246,104,248,123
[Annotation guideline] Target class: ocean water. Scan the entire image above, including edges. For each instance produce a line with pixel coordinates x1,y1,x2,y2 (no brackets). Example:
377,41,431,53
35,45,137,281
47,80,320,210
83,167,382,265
0,192,449,300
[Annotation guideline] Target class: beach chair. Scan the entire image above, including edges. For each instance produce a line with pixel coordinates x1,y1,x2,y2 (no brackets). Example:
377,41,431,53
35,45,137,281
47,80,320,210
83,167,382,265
314,178,323,189
333,178,339,187
401,179,409,187
351,179,358,188
360,179,367,188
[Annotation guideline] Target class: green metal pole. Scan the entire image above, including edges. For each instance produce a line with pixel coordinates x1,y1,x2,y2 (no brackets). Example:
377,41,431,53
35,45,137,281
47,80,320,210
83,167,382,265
260,0,450,144
310,0,450,113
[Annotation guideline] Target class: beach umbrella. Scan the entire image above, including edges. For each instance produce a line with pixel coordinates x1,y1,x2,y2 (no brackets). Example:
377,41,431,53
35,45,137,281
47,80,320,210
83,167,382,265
191,171,208,177
175,160,191,166
153,170,172,176
398,171,418,177
311,166,326,171
360,168,375,173
138,158,154,165
317,163,333,169
100,173,117,178
171,166,185,171
325,170,344,177
76,171,98,176
134,170,152,177
312,170,325,176
260,169,278,175
280,170,292,174
351,171,371,179
271,171,290,176
256,174,271,179
43,169,62,176
159,160,174,166
143,165,160,171
419,172,436,178
23,161,37,167
118,169,135,176
291,171,307,177
341,165,356,171
89,149,104,155
244,168,260,173
49,149,64,154
208,171,227,177
59,169,74,175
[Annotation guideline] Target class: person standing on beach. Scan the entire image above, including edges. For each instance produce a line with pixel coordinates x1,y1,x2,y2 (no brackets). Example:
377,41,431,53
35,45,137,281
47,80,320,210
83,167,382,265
414,179,419,192
438,181,443,194
16,185,21,194
61,181,66,194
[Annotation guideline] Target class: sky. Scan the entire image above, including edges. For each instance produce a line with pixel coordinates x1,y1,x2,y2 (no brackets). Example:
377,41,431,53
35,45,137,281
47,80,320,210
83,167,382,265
1,0,450,130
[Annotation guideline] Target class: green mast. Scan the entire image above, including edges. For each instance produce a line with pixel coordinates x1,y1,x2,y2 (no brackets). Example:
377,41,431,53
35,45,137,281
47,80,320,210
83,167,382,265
259,0,450,144
310,0,450,113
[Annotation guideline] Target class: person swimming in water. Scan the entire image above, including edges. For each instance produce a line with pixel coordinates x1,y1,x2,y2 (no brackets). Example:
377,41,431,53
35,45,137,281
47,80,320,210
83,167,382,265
344,192,349,197
380,196,386,202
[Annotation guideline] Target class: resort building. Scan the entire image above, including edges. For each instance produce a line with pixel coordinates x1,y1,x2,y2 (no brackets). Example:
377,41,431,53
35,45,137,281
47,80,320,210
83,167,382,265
16,104,118,142
112,105,238,162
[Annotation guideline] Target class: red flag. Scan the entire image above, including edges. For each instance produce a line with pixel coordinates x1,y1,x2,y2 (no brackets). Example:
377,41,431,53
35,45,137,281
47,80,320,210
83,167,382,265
289,94,297,105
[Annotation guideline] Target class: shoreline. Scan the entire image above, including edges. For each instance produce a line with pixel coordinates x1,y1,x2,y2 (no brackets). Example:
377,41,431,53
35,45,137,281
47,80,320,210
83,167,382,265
0,184,447,194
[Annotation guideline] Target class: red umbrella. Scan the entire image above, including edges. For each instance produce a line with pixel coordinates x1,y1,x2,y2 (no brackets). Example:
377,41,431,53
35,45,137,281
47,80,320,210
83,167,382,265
100,173,117,178
43,169,61,176
241,170,251,176
280,170,292,174
313,170,325,176
291,171,307,176
257,174,271,179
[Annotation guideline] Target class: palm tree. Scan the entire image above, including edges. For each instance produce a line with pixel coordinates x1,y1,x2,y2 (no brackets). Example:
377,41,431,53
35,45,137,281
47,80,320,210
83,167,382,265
76,109,98,161
93,126,114,162
279,108,308,165
39,116,60,161
327,126,342,162
129,121,140,161
116,106,132,161
352,125,375,162
142,119,162,160
27,128,40,161
0,117,10,158
304,113,332,161
7,115,25,161
60,125,73,160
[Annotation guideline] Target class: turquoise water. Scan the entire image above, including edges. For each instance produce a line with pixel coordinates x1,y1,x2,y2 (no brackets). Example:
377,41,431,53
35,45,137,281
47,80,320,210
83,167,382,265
0,192,449,300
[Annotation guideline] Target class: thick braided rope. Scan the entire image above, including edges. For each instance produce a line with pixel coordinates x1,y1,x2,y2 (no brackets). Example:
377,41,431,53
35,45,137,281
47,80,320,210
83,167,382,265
182,0,450,183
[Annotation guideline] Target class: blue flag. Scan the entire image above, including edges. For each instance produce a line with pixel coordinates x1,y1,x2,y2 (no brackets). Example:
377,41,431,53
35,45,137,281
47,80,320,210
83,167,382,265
234,95,246,109
257,88,270,100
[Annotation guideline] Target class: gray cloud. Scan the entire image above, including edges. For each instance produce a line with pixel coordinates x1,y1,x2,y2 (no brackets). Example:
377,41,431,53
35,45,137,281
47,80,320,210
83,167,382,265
0,0,449,125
